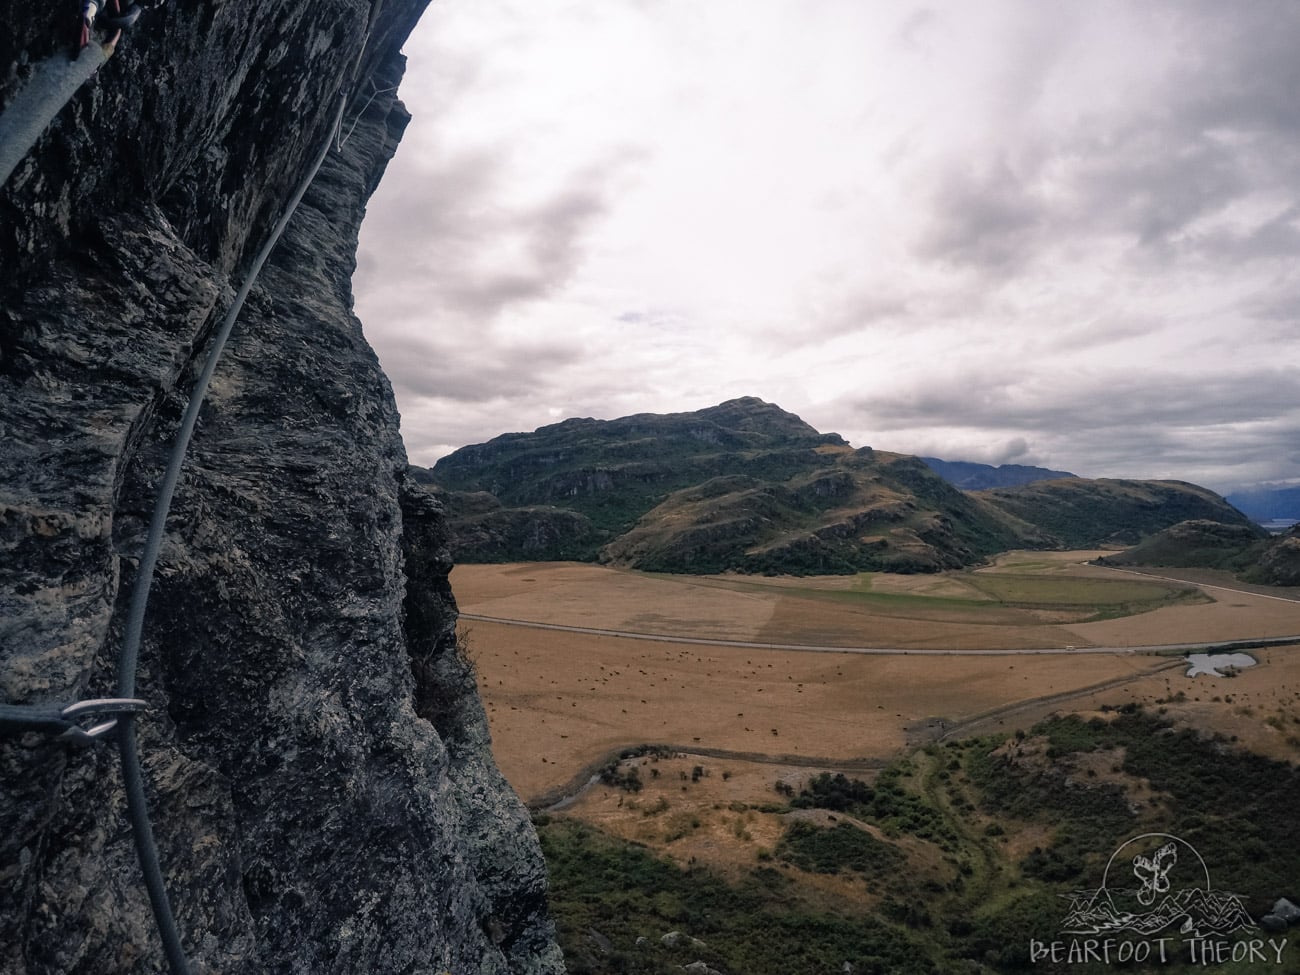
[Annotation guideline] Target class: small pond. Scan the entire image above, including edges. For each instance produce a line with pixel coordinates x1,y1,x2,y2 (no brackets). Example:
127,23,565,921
1185,652,1257,677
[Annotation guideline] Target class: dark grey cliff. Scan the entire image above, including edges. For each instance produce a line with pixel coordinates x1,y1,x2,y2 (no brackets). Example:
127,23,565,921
1,2,561,973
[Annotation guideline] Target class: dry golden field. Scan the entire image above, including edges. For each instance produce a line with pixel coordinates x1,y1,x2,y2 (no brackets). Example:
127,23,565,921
452,556,1300,813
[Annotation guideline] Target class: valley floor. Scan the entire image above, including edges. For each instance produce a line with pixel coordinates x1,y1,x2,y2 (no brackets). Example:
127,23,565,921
453,556,1300,973
453,555,1300,803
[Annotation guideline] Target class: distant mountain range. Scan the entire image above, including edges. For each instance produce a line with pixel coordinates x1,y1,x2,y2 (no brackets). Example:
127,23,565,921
413,397,1261,576
1225,485,1300,524
920,457,1075,490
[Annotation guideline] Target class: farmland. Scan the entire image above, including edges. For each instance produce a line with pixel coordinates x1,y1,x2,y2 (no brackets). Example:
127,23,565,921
453,555,1300,973
455,553,1300,802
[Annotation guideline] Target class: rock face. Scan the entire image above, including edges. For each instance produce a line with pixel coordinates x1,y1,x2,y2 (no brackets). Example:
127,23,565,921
1,2,561,973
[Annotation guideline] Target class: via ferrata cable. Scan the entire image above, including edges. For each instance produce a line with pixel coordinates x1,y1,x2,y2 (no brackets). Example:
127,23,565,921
0,1,151,189
114,87,350,975
3,3,381,970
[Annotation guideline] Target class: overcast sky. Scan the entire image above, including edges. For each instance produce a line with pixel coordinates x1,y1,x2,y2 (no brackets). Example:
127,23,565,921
353,0,1300,494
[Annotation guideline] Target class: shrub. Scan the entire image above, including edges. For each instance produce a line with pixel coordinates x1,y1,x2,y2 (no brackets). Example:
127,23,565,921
776,821,904,877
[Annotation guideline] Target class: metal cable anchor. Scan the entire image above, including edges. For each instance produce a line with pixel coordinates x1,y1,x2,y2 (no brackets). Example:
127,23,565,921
59,697,149,743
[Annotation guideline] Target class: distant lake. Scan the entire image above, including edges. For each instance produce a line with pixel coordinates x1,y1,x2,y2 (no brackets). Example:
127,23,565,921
1185,652,1257,677
1261,518,1297,533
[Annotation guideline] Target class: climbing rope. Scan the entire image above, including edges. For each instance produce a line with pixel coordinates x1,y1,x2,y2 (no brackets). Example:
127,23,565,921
0,42,112,187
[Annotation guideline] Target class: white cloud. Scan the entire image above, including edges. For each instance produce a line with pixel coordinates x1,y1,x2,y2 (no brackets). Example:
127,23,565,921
355,0,1300,494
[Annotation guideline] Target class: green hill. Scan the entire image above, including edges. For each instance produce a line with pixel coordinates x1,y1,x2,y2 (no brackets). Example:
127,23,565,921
428,397,848,541
1096,519,1269,571
972,477,1256,548
599,449,1044,575
423,400,1260,575
426,398,1041,574
1098,519,1300,587
1246,525,1300,585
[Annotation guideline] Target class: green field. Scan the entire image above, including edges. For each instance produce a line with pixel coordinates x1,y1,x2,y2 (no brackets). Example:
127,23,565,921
962,573,1203,615
700,565,1208,624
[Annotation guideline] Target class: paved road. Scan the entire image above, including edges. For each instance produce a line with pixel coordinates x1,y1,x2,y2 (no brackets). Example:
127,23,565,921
460,612,1300,656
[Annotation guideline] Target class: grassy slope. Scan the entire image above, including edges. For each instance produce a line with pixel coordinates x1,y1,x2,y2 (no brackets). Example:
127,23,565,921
975,479,1256,549
428,403,1257,575
602,452,1038,575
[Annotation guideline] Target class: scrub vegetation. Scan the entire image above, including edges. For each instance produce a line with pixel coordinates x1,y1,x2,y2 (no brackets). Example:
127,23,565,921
538,709,1300,975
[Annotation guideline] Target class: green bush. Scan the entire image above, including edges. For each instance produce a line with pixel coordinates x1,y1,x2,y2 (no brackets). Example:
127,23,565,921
539,819,937,974
776,821,904,877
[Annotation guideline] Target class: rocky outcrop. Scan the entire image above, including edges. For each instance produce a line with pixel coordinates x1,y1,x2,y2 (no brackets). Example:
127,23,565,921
442,504,598,563
1,2,560,973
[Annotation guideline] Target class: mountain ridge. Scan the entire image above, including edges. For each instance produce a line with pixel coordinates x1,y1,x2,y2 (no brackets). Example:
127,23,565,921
425,399,1252,575
971,477,1257,549
1226,484,1300,523
921,457,1076,490
1098,519,1300,586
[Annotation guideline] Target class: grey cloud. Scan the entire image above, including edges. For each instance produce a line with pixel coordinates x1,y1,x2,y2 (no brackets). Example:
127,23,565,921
377,333,584,404
1176,1,1300,138
897,7,937,49
1186,204,1300,265
857,368,1300,433
849,366,1300,488
993,437,1030,464
358,146,639,326
785,289,914,344
1077,130,1243,249
437,182,610,318
914,2,1300,274
355,146,506,294
915,157,1042,271
1045,319,1153,354
914,124,1245,273
1245,283,1300,329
